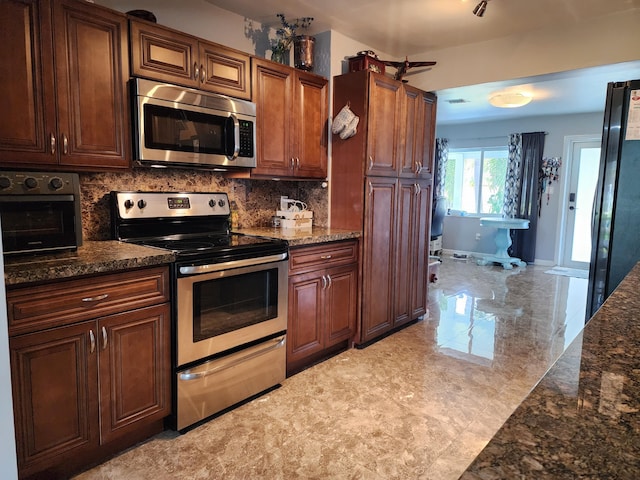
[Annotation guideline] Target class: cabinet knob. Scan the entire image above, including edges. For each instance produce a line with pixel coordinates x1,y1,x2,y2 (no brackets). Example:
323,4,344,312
320,255,332,260
200,65,206,83
194,62,199,81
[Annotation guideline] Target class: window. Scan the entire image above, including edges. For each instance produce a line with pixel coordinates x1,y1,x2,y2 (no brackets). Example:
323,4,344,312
444,147,508,215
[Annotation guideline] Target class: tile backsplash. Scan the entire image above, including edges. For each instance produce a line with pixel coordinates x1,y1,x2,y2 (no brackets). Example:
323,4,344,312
79,169,328,240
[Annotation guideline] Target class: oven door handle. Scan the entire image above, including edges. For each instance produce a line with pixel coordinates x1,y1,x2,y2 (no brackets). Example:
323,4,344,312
178,336,286,381
179,252,287,275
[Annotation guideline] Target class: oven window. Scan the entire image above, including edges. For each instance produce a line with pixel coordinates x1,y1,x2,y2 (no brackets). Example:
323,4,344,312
0,199,77,253
144,104,234,156
192,268,278,341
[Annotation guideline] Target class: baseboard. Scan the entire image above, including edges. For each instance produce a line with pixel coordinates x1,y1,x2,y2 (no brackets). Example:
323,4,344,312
441,249,555,267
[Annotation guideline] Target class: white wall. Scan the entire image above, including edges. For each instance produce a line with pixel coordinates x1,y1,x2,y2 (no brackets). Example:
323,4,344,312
436,111,604,263
0,237,18,479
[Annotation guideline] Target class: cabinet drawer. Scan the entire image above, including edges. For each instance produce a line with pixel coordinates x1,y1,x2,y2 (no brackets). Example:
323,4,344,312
7,267,170,336
289,240,358,274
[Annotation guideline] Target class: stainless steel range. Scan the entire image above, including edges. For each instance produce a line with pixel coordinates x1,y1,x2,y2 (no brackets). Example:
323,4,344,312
111,191,288,431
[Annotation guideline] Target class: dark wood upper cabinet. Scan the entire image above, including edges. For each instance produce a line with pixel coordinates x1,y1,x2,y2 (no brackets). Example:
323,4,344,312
0,0,130,171
129,19,251,100
250,58,328,179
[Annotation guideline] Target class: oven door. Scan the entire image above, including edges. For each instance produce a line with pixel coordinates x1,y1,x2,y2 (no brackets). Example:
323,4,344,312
176,255,288,367
0,196,80,255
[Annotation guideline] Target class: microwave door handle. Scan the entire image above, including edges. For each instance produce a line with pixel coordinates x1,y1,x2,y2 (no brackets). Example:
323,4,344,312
228,113,240,160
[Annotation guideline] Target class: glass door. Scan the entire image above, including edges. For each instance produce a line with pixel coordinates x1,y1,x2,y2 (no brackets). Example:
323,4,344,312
560,138,600,270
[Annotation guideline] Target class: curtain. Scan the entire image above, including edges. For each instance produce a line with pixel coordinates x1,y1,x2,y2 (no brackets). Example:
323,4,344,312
502,132,545,263
433,138,448,199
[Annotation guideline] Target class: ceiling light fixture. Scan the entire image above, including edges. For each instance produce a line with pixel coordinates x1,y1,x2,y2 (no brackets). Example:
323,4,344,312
473,0,488,17
489,92,533,108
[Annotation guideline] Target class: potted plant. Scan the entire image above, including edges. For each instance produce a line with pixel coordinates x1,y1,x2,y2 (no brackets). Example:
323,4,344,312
271,13,314,69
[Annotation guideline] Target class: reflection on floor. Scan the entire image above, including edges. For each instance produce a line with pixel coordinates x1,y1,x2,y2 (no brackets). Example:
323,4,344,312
74,259,588,480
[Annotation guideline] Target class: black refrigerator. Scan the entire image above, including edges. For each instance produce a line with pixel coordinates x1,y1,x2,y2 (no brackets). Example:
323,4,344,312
586,79,640,319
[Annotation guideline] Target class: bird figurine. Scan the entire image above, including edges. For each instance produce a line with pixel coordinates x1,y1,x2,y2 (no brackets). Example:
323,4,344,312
381,56,437,82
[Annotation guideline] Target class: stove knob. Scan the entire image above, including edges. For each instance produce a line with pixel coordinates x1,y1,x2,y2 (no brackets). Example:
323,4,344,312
24,177,38,190
49,177,64,190
208,199,216,208
218,199,226,208
137,199,147,209
124,199,134,209
0,176,11,190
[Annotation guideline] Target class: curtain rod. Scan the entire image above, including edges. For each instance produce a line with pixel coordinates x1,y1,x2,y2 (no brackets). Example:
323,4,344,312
440,131,548,142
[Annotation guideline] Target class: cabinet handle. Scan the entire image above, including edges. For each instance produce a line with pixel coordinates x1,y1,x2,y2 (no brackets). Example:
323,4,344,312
368,155,373,170
194,62,199,81
81,293,109,304
326,274,332,289
321,275,327,289
200,65,206,83
101,326,108,350
89,329,95,354
414,161,421,175
320,254,332,260
418,162,424,174
414,183,420,196
62,134,68,155
50,133,56,155
368,181,373,197
296,158,300,168
290,158,295,169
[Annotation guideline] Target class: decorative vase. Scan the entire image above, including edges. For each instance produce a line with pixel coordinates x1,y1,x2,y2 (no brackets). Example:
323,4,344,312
270,48,289,65
293,35,315,71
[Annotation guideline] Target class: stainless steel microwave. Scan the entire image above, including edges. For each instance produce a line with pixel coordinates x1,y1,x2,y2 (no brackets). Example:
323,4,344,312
0,171,82,256
132,78,256,170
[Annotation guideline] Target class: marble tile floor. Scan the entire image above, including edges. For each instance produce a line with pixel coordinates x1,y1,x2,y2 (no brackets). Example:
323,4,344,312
74,258,589,480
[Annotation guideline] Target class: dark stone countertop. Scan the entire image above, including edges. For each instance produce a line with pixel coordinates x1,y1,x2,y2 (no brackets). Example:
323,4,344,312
234,226,360,247
4,241,176,287
460,263,640,479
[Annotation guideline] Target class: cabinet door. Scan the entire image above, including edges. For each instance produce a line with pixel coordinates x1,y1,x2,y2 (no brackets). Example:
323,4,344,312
415,90,437,179
252,58,294,177
394,179,419,325
410,180,432,319
324,264,358,346
129,19,198,87
360,176,397,343
366,73,402,177
0,0,57,166
293,71,328,178
287,271,324,364
399,86,437,178
395,179,431,326
98,304,171,444
53,0,130,169
10,321,99,478
199,40,251,99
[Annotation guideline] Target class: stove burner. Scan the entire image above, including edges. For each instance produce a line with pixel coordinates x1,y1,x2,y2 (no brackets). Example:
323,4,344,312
155,240,220,251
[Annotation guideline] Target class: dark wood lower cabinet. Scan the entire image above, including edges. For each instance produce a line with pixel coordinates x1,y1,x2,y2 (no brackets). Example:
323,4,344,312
8,267,171,480
287,241,359,375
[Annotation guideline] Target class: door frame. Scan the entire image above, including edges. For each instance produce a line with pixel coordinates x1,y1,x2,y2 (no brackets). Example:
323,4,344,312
555,134,601,268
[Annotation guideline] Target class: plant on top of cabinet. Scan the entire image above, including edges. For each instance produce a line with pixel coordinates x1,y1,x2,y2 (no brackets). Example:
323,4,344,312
129,18,251,100
0,0,130,171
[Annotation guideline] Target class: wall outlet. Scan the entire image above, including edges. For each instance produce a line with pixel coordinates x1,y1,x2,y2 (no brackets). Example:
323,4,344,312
475,233,481,241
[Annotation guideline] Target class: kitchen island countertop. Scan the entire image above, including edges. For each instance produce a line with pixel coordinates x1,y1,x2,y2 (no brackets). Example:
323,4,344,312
4,241,175,287
460,263,640,479
234,226,360,247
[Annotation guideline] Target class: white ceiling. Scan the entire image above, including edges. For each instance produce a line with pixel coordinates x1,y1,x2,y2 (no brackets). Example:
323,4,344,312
203,0,640,124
